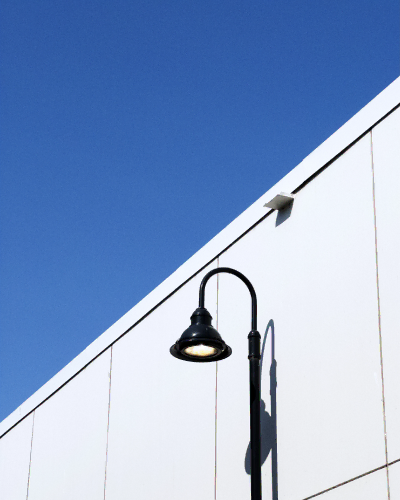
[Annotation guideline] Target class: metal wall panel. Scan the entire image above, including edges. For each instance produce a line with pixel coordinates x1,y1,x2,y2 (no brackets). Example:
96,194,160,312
371,107,400,463
105,263,218,500
0,413,33,500
27,351,111,500
216,135,386,499
388,461,400,499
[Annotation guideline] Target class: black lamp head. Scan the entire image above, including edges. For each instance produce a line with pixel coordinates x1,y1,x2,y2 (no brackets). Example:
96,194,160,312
170,307,232,362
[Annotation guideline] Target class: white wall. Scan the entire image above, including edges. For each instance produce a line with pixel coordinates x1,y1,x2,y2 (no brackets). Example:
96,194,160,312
1,105,399,500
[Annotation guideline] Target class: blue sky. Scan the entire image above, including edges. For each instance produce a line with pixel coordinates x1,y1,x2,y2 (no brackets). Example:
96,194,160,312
0,0,399,421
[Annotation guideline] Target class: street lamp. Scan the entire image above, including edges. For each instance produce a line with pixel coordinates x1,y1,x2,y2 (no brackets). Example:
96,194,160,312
170,267,262,500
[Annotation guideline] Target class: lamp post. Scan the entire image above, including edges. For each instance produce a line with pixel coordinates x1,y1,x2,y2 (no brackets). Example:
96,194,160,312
170,267,262,500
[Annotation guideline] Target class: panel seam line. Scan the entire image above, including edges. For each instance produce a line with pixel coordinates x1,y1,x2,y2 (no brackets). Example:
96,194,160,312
214,258,220,500
103,346,113,500
370,131,390,500
302,459,400,500
25,410,35,500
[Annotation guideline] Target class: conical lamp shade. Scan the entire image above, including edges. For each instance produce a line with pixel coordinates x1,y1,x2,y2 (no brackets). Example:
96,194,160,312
170,307,232,362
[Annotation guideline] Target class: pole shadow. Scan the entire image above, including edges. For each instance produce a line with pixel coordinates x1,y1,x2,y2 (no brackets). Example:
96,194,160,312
244,319,278,500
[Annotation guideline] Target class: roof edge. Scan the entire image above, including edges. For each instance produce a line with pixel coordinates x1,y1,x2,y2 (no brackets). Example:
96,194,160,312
1,76,399,438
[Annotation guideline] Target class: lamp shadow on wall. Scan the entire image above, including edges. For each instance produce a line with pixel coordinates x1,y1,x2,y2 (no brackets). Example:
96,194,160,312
244,319,278,500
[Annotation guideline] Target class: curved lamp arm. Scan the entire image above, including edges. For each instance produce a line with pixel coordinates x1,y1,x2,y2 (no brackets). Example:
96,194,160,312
199,267,257,331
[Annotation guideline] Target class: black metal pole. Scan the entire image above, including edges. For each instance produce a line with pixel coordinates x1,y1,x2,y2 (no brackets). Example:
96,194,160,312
199,267,262,499
249,330,262,500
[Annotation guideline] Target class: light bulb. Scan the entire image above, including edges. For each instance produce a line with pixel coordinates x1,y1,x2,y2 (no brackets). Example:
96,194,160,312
183,344,217,357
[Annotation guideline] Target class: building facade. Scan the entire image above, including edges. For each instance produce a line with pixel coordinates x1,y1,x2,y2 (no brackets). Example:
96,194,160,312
1,78,399,500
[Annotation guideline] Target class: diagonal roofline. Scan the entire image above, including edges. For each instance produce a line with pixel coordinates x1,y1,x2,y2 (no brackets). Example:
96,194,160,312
1,76,399,438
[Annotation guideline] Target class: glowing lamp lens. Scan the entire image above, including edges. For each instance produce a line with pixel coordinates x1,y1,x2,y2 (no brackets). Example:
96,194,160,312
183,344,217,357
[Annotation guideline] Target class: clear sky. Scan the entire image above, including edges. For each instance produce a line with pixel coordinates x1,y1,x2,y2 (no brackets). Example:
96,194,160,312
0,0,399,422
